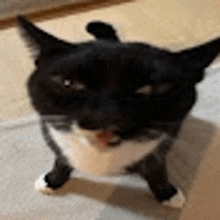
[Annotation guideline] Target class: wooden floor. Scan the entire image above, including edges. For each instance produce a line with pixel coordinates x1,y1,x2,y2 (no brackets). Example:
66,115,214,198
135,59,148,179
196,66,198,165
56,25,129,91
1,0,220,120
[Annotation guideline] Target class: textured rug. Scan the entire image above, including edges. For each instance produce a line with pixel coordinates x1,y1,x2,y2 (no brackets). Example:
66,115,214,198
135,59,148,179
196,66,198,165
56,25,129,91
0,64,220,219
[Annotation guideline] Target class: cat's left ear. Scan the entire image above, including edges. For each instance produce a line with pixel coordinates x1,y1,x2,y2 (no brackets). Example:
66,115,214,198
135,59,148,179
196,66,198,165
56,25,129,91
86,21,120,41
176,37,220,81
17,15,77,62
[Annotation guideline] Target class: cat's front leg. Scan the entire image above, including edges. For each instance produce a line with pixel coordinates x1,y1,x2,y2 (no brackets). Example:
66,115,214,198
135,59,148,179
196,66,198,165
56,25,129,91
35,156,73,193
138,152,186,208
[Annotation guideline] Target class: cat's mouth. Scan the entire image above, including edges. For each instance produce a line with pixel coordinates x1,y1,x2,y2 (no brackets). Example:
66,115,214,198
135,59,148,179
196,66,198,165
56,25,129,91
96,130,121,146
76,122,160,147
73,123,122,147
94,126,163,146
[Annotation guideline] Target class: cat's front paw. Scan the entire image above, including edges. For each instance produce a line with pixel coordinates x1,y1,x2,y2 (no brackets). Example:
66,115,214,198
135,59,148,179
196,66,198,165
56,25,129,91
34,174,55,194
153,183,186,209
162,189,186,208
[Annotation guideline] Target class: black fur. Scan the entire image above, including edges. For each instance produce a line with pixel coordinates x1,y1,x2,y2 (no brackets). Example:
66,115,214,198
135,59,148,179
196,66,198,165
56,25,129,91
45,156,73,189
86,21,119,41
17,15,219,205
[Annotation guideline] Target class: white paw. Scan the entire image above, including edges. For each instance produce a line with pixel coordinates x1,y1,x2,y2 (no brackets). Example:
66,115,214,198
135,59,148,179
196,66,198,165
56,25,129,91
162,189,186,208
34,174,55,194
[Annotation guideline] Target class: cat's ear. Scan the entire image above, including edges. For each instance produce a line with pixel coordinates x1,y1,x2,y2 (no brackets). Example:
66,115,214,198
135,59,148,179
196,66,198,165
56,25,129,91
17,16,77,61
177,38,220,69
86,21,120,41
149,38,219,84
173,38,220,82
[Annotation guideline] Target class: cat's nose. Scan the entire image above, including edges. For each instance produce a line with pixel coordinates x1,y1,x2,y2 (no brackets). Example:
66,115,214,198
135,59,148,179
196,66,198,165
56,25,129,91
78,118,101,130
78,118,119,131
106,125,119,132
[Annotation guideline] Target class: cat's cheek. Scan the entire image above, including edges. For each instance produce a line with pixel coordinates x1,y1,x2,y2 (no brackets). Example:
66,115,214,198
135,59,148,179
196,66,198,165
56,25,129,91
34,174,55,194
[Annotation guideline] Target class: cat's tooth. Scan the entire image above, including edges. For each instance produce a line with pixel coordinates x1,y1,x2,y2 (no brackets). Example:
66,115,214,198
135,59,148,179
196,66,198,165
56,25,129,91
109,135,121,144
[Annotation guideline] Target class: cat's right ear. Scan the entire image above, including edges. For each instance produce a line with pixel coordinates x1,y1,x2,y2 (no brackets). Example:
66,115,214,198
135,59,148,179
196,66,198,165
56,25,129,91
17,15,77,62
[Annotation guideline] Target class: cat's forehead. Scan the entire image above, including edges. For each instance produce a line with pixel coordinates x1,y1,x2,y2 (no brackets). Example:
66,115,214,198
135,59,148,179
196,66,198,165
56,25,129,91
65,43,145,66
46,43,150,79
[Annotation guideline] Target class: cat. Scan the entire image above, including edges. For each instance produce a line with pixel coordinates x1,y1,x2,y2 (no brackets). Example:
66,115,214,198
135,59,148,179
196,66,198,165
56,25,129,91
17,15,220,208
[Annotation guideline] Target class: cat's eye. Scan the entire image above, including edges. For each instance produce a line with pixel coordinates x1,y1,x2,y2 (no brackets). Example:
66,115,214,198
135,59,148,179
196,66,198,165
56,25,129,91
153,84,170,94
63,79,86,91
136,84,170,95
64,79,71,87
136,85,152,95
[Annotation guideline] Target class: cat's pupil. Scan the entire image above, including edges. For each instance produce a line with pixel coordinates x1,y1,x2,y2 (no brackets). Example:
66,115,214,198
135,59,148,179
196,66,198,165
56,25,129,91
63,79,86,91
64,79,71,87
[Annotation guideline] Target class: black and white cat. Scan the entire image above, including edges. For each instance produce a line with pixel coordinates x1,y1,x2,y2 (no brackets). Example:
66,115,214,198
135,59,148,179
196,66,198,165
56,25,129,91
17,16,219,208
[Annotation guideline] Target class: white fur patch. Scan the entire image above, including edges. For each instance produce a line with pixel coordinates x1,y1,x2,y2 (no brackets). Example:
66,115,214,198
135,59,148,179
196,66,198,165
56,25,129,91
47,123,166,176
34,174,55,194
162,189,186,208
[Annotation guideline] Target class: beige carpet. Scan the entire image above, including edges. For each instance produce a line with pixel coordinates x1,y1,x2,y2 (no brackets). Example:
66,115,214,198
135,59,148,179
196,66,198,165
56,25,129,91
0,115,218,220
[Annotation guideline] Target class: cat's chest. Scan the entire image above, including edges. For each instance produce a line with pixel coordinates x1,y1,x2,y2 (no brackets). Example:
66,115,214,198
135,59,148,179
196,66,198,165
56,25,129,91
48,124,164,176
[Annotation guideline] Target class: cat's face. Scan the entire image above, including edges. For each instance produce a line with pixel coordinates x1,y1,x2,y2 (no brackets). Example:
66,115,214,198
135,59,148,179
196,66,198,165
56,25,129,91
17,16,219,139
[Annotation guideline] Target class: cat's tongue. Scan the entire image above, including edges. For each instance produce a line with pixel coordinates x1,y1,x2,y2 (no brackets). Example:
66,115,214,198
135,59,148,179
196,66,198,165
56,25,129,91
96,130,114,146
